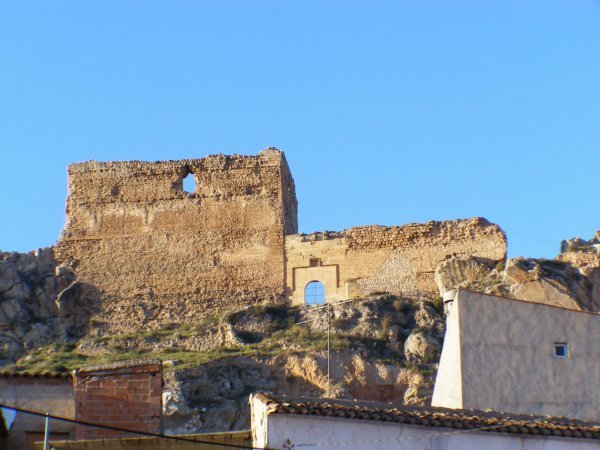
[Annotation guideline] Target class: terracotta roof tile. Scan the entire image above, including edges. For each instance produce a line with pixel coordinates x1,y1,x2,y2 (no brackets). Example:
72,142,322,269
253,393,600,440
0,370,70,379
75,358,162,375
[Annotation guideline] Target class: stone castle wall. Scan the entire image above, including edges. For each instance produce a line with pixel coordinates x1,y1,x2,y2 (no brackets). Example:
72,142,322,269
285,218,507,304
55,149,297,332
53,148,507,331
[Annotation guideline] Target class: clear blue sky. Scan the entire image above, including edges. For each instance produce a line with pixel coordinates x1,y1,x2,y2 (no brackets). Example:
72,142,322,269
1,1,598,258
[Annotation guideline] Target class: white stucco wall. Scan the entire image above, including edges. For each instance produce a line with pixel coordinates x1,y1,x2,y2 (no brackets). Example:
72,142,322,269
0,376,75,450
432,290,600,421
255,413,598,450
431,299,461,408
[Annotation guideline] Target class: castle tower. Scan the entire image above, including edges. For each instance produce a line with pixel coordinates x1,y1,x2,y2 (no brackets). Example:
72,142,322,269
56,149,297,332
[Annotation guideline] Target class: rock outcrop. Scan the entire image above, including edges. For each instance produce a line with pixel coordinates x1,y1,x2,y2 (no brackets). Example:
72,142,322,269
159,295,445,433
560,231,600,256
0,248,93,364
434,233,600,312
162,351,435,434
4,293,445,433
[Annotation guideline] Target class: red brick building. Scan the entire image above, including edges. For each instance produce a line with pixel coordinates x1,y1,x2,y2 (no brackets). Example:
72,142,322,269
73,359,163,440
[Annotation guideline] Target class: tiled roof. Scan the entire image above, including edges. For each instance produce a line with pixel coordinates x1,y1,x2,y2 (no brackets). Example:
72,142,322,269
253,393,600,440
0,369,70,379
0,359,162,379
75,358,162,375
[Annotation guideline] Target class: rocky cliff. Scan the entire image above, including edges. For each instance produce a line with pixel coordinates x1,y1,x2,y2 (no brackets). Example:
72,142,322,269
159,296,445,433
434,232,600,312
0,248,94,365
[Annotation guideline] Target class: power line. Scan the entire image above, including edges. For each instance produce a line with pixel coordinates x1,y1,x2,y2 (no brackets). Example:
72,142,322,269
0,403,273,450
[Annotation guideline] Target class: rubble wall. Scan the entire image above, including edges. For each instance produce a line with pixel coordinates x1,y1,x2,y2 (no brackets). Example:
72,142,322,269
55,149,297,332
285,218,507,304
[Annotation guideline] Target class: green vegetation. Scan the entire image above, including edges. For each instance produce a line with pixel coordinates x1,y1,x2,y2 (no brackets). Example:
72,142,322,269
7,316,406,375
378,314,392,340
7,297,438,375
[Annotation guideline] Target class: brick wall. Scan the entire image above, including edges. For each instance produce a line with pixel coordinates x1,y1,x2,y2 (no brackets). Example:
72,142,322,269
73,359,162,440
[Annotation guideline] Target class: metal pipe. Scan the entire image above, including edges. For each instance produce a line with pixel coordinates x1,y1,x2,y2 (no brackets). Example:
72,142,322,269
43,412,50,450
327,305,331,397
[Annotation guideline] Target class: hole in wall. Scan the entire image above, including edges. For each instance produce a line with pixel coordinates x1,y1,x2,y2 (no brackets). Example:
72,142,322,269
183,171,196,194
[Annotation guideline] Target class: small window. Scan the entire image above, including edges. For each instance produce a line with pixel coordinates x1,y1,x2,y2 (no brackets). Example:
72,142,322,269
305,281,325,305
554,343,568,358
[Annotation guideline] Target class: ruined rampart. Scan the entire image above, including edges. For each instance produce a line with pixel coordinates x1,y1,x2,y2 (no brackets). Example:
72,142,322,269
55,149,297,332
285,218,507,304
53,148,508,332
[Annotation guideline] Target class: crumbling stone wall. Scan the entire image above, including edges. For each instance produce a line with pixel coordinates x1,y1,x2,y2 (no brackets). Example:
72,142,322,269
53,147,507,328
285,218,507,304
56,149,297,333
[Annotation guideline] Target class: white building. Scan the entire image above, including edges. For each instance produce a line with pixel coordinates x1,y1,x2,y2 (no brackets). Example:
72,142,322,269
250,393,600,449
432,289,600,421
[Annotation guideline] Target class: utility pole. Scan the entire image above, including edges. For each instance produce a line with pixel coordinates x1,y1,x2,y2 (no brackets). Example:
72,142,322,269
297,303,333,397
326,304,331,397
296,296,385,398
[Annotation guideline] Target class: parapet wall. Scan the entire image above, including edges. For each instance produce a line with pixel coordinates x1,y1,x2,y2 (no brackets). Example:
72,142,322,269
56,149,297,332
285,218,507,304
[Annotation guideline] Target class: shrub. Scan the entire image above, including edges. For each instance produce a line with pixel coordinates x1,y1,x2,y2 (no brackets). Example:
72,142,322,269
378,315,392,340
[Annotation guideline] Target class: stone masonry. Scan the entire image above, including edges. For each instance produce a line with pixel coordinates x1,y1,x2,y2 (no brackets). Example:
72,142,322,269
55,149,297,332
285,218,506,304
52,148,507,332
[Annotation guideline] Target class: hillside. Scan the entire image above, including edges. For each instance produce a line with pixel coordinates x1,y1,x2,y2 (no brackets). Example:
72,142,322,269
1,232,599,432
0,251,445,431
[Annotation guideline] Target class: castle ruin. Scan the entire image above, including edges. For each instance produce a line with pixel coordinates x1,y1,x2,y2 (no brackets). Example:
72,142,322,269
55,149,507,332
